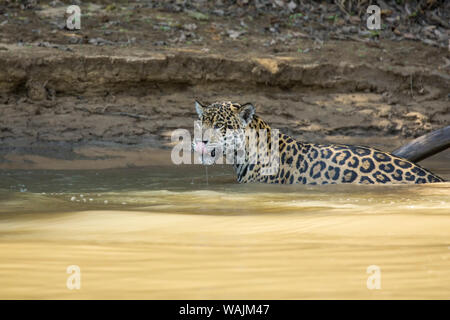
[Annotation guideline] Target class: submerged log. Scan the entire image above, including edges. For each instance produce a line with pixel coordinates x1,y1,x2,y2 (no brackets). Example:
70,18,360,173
392,126,450,163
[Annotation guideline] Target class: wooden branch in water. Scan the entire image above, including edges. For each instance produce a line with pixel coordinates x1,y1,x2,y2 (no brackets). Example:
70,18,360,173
392,126,450,163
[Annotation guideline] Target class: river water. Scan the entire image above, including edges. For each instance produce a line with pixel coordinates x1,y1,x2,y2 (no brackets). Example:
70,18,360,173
0,162,449,299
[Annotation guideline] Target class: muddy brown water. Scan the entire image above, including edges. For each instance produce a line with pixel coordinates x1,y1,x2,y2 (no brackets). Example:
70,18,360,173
1,1,449,300
0,160,449,300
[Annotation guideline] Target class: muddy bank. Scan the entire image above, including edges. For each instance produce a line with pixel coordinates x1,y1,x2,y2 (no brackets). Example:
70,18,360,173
0,43,449,169
0,0,449,170
1,43,449,96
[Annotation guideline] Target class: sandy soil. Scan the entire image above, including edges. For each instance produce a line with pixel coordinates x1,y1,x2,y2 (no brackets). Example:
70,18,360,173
0,1,449,169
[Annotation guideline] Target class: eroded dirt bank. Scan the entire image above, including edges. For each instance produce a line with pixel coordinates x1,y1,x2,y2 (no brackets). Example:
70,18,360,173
0,0,449,169
0,42,449,169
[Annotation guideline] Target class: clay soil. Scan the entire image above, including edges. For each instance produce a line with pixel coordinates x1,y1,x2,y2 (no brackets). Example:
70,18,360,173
0,0,449,169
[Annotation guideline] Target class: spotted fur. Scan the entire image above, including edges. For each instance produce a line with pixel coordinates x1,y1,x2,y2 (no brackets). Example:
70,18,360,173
194,101,444,185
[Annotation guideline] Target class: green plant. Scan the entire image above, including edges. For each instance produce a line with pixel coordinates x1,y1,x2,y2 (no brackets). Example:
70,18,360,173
289,13,303,20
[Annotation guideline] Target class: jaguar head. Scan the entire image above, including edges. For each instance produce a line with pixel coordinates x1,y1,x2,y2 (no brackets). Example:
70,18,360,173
192,100,255,165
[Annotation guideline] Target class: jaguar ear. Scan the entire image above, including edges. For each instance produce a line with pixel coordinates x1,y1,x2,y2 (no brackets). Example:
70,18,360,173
238,103,255,127
195,100,205,118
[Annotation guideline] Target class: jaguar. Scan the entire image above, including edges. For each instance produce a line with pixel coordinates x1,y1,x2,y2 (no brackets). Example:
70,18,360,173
193,100,444,185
